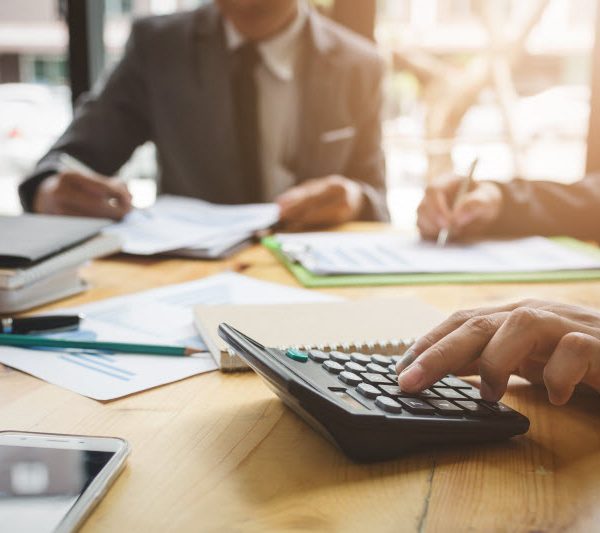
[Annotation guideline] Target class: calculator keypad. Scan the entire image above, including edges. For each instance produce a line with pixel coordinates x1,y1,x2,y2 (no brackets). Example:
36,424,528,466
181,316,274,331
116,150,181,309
288,349,518,420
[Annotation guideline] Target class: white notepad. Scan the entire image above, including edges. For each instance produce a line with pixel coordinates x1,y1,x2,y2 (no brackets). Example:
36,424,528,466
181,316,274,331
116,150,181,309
194,297,446,371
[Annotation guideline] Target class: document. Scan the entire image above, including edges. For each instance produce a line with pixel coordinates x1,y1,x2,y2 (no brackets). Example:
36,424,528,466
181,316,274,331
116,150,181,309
0,273,337,400
107,195,279,255
277,232,600,275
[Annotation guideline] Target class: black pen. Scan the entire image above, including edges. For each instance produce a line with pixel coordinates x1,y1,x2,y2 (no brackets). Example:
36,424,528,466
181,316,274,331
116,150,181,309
0,315,82,335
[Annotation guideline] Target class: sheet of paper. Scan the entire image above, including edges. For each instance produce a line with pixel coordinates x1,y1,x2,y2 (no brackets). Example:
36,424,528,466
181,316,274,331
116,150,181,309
107,195,279,255
277,233,600,275
0,273,338,400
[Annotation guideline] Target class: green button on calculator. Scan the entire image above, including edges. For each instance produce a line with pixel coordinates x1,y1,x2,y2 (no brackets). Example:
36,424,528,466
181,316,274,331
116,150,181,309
285,349,308,362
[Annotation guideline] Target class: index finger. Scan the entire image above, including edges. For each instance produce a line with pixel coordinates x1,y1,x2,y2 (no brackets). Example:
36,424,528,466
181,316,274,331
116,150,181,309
397,311,509,393
395,302,522,372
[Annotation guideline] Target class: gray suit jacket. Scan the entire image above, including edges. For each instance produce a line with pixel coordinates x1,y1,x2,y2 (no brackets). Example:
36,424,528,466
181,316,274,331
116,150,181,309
20,4,388,221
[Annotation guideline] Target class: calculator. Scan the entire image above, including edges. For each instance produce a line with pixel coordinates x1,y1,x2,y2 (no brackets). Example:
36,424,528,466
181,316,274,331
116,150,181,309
218,323,530,462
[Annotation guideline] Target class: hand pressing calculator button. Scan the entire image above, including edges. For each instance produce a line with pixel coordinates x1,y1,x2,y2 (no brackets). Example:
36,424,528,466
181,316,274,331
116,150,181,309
218,324,531,462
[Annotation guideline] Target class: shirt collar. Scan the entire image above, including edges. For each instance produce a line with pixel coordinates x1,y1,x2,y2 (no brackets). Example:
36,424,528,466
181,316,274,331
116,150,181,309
223,0,307,81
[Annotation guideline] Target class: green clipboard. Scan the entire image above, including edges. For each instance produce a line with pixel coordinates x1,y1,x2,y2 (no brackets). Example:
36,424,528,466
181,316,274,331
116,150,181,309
262,235,600,288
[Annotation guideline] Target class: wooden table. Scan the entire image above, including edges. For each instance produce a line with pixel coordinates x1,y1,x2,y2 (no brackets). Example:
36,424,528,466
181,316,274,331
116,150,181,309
2,223,600,532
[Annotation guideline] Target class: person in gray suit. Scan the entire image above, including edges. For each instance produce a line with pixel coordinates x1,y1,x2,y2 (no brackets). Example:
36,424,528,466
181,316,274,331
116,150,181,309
20,0,388,229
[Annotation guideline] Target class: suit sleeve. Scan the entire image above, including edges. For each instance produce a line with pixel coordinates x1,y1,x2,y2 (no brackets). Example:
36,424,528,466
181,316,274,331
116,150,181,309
346,54,389,222
19,20,153,211
487,175,600,241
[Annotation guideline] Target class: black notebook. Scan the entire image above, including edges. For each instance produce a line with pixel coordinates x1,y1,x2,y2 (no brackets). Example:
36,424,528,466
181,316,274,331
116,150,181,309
0,214,111,267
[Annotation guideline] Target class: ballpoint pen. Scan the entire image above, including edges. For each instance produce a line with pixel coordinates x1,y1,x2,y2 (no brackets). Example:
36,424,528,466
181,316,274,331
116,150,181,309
1,315,82,334
436,157,479,247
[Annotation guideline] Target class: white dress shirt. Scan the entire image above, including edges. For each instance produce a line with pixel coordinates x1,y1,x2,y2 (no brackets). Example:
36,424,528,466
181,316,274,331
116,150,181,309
223,1,308,201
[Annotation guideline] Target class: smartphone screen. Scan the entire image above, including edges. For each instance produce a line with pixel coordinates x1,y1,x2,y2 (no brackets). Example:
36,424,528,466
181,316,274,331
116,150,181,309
0,441,116,533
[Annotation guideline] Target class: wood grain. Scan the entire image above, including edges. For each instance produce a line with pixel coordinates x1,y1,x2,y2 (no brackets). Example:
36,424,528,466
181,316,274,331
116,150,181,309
2,222,600,533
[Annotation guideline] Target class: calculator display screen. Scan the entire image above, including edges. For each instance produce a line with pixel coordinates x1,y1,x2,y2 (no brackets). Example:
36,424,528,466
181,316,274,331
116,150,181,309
0,444,114,533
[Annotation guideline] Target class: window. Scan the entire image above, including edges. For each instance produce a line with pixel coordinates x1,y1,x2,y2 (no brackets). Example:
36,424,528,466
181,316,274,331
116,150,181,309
0,0,71,214
376,0,597,228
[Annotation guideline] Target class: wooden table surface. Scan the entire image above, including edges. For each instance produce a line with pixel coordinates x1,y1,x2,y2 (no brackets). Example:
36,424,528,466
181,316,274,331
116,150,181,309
2,223,600,532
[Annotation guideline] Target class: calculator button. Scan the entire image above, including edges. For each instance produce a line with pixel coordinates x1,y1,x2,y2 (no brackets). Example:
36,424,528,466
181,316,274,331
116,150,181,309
455,400,491,417
285,349,308,362
345,361,366,374
330,351,351,364
388,364,397,374
350,353,371,365
339,371,362,387
308,349,329,363
375,395,403,414
429,399,464,415
398,398,436,414
370,354,389,365
442,376,471,388
390,355,403,365
387,374,398,382
366,362,389,374
461,388,482,400
433,388,467,400
417,389,439,399
362,373,393,385
357,383,381,399
379,384,403,397
482,401,515,416
433,380,449,388
322,360,344,374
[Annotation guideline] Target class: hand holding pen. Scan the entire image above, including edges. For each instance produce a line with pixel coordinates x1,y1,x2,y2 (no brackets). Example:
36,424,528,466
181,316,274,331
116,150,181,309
417,158,504,244
32,153,133,220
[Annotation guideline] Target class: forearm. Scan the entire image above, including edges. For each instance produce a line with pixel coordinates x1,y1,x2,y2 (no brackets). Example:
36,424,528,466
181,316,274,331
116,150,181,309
488,175,600,242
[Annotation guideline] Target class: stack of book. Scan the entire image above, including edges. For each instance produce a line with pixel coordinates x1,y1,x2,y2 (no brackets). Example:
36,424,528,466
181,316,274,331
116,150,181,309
0,214,121,313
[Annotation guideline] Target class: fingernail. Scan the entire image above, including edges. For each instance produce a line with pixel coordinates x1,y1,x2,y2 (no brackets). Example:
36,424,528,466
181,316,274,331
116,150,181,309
479,380,497,402
395,349,416,373
399,363,425,390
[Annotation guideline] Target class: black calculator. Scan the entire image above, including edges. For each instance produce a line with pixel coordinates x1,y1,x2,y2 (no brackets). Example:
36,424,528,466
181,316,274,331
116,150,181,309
218,323,530,462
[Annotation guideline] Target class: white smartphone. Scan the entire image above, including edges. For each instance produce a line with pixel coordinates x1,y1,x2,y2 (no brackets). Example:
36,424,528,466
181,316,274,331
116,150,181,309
0,431,130,533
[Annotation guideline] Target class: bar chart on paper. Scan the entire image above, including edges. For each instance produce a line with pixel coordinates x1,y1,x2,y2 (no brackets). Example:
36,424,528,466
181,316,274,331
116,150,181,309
0,273,337,400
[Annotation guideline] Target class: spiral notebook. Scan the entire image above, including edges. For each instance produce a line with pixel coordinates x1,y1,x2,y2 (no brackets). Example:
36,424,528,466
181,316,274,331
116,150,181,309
194,297,445,371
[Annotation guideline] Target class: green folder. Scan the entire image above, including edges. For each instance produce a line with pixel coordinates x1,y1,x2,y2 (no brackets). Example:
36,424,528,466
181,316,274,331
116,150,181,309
262,235,600,288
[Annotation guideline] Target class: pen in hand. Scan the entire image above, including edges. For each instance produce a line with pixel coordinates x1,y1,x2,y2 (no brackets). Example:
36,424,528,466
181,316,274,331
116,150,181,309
58,153,150,218
436,157,479,247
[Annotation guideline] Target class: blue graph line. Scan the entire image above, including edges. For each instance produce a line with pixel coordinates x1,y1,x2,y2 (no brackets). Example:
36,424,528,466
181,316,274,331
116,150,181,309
73,353,135,376
59,355,132,381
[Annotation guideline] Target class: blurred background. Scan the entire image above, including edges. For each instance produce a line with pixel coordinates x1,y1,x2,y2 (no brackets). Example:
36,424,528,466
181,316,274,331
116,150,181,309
0,0,597,231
